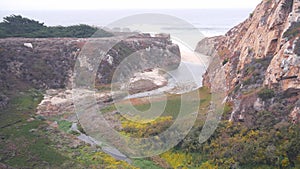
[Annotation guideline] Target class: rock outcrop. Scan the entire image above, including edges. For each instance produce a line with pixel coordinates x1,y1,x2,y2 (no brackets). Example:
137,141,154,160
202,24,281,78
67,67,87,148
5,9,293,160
0,38,79,91
196,0,300,125
128,68,168,94
0,34,180,95
290,100,300,123
97,34,180,84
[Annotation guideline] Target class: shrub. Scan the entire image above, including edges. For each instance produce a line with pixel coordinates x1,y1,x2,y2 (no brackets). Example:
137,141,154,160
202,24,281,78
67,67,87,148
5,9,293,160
249,12,254,18
58,120,72,132
222,58,229,65
160,151,192,168
133,159,163,169
0,15,113,38
199,161,218,169
68,130,80,136
244,66,255,76
121,116,173,137
243,78,252,85
258,88,275,101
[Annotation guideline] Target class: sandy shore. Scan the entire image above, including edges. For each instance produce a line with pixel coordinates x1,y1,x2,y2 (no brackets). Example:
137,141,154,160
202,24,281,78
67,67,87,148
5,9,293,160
176,41,210,66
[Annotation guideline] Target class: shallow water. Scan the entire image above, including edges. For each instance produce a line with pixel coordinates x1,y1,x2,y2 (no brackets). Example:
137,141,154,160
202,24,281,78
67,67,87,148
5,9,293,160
125,60,206,99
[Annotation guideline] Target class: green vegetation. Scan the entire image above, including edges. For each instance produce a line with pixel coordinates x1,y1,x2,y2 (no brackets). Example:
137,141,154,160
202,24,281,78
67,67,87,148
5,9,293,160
107,86,298,168
249,12,254,18
295,39,300,56
121,116,173,137
282,0,294,10
101,104,117,113
101,87,210,119
160,150,193,168
0,88,139,168
1,84,299,168
133,159,163,169
242,78,251,86
244,66,255,76
257,88,275,101
58,120,72,132
177,120,300,168
222,58,229,66
0,89,69,168
76,146,137,168
0,15,113,38
223,102,233,115
254,57,272,68
283,21,300,40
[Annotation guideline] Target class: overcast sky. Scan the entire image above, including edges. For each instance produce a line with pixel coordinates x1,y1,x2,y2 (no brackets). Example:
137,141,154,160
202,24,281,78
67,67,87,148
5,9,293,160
1,0,262,10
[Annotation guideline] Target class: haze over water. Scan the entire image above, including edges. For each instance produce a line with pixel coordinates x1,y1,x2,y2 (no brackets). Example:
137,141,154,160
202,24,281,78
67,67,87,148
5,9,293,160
0,8,253,93
0,9,252,37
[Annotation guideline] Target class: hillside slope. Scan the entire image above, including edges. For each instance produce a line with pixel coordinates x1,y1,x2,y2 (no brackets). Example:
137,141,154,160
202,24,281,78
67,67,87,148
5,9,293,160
197,0,300,125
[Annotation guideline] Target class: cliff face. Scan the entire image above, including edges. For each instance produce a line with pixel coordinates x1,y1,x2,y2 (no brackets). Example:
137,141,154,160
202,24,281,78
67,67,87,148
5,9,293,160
0,35,180,107
196,0,300,125
0,38,78,91
97,34,180,84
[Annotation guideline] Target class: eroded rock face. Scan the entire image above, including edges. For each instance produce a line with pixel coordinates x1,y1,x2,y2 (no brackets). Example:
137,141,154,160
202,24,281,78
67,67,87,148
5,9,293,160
128,69,168,94
265,37,300,90
197,0,299,91
253,98,264,112
0,38,79,90
0,34,180,93
290,103,300,123
196,0,300,125
37,89,75,117
36,89,114,118
97,34,181,84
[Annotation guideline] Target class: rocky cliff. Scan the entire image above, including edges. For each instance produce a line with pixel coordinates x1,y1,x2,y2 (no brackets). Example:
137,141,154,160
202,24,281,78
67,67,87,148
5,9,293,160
97,34,180,84
196,0,300,125
0,34,180,107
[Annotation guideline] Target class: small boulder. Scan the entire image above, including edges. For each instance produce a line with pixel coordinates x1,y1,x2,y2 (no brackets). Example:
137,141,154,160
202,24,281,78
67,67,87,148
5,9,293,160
24,43,33,49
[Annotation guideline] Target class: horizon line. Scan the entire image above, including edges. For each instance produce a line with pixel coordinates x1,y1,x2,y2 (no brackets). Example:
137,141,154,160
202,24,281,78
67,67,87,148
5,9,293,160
0,8,255,11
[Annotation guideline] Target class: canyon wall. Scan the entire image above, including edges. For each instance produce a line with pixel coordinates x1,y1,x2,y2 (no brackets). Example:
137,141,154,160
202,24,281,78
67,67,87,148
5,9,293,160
196,0,300,125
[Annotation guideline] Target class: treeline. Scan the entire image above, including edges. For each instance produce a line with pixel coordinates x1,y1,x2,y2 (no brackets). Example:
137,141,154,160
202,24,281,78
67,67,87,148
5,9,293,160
0,15,113,38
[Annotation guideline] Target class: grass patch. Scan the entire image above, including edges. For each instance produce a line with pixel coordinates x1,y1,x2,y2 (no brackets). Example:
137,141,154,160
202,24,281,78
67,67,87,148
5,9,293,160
133,159,163,169
223,102,233,115
101,87,211,126
76,146,136,168
0,89,69,168
57,120,72,132
257,88,275,101
100,104,117,113
27,135,68,166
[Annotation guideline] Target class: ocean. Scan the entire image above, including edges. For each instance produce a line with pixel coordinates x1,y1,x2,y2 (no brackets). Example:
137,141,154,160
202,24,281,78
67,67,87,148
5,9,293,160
0,9,253,37
0,9,252,89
